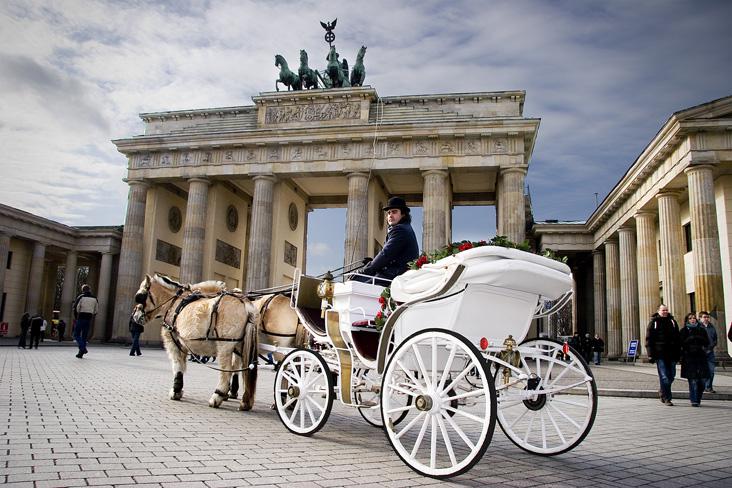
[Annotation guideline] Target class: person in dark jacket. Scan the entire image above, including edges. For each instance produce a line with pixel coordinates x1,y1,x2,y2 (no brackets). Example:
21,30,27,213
698,311,717,393
645,304,680,406
680,313,710,407
592,334,605,365
354,197,419,285
28,313,44,349
18,312,30,349
72,284,98,358
129,317,144,356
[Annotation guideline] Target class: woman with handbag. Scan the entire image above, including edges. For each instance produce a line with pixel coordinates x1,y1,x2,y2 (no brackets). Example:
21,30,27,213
129,317,144,356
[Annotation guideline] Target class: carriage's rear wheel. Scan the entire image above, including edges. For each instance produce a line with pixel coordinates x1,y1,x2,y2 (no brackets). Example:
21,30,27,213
274,348,334,436
495,338,597,455
381,329,496,479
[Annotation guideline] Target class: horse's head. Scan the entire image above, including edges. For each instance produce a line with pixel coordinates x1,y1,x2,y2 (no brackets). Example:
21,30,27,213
357,46,367,62
132,274,186,324
300,49,308,64
275,54,285,68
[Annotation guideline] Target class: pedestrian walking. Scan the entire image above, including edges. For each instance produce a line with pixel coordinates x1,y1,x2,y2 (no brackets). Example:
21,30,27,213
582,333,593,363
698,311,717,393
128,317,143,356
645,304,680,406
680,313,710,407
592,334,605,365
28,313,44,349
17,312,30,349
72,284,98,358
57,319,66,342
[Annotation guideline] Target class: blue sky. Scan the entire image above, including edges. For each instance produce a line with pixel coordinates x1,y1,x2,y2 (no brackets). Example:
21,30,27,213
1,0,731,275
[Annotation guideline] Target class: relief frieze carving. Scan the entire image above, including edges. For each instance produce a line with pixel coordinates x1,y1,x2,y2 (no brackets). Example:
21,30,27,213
291,146,303,160
493,138,507,153
181,152,193,165
224,150,234,161
440,141,455,154
464,140,480,154
202,151,212,163
160,153,172,166
415,140,430,155
387,141,401,156
139,153,151,167
264,101,361,125
268,147,281,160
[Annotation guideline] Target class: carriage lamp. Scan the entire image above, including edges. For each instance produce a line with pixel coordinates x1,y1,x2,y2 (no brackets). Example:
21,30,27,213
317,271,335,318
497,335,522,385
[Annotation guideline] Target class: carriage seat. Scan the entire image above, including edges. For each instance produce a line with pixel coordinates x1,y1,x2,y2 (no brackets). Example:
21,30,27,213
390,246,573,303
350,320,379,361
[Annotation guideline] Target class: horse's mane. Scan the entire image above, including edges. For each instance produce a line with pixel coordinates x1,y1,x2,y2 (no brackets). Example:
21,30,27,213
155,274,183,290
191,280,227,294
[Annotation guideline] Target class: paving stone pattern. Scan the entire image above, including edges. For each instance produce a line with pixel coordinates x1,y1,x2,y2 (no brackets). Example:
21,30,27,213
2,345,731,487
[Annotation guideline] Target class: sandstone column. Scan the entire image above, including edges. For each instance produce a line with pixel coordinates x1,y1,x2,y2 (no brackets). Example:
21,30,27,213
605,239,621,358
245,175,276,291
112,180,149,341
0,232,10,295
619,225,640,356
60,251,78,326
592,249,606,340
180,177,210,284
635,211,659,355
25,241,46,314
343,172,369,267
92,252,113,341
496,166,527,244
656,190,686,318
685,164,727,357
422,169,449,252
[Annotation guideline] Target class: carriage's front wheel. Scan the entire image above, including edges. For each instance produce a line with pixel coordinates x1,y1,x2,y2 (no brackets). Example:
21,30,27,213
381,329,496,479
274,348,334,436
494,338,597,456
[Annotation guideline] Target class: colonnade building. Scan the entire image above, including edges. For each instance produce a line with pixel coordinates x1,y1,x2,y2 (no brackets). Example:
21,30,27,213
535,96,732,359
1,90,730,358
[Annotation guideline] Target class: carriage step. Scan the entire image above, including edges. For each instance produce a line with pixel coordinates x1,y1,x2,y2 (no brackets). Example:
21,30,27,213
357,400,378,408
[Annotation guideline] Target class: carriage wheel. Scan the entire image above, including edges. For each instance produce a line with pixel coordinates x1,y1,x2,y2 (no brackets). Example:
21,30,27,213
381,329,496,478
494,338,597,456
274,348,334,436
355,368,411,428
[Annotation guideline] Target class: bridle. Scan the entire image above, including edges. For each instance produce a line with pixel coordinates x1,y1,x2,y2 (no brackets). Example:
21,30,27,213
133,281,186,325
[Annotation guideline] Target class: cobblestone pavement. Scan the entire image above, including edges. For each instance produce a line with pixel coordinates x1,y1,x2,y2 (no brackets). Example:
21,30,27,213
2,344,731,487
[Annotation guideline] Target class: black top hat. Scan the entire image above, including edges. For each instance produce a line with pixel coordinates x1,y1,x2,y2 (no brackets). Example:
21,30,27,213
382,197,410,213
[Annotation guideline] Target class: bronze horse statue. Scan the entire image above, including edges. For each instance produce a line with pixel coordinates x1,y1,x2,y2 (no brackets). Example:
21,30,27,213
298,50,320,90
325,46,350,88
350,46,367,87
275,54,302,91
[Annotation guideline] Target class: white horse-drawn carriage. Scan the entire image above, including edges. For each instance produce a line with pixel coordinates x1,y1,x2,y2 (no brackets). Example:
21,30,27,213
273,246,597,478
133,245,596,478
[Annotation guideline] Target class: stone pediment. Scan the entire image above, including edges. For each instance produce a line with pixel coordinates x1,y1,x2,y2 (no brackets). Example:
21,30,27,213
252,86,376,129
675,95,732,120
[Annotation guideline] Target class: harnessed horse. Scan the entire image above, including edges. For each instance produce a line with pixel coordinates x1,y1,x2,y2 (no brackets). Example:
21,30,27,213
131,275,259,410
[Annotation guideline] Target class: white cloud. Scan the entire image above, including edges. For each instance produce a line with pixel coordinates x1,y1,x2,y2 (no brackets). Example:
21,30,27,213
0,0,729,239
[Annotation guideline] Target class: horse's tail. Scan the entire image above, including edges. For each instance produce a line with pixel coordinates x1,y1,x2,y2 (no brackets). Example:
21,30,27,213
239,300,260,410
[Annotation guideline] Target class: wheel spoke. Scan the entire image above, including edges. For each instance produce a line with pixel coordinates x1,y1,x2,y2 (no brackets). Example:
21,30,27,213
410,415,430,458
523,409,537,443
282,370,298,386
430,416,437,470
548,402,581,430
437,415,457,467
396,360,425,390
289,399,300,424
540,410,547,449
445,405,485,424
387,382,421,397
305,398,317,426
441,411,475,450
545,407,567,445
396,410,426,439
438,344,457,391
411,344,432,389
444,388,485,402
306,395,325,414
507,405,530,429
551,396,589,408
431,337,438,386
386,404,414,415
282,396,297,410
443,361,476,395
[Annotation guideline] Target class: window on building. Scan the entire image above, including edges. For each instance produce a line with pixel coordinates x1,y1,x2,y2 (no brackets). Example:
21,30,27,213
683,223,692,253
689,292,696,315
6,251,11,269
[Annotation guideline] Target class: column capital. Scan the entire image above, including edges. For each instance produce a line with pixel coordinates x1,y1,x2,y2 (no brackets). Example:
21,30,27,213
421,168,449,178
499,165,528,176
345,171,369,180
634,209,656,219
123,178,149,188
592,248,604,256
252,173,277,183
656,189,683,200
187,176,211,185
683,163,716,176
618,223,636,233
604,236,618,245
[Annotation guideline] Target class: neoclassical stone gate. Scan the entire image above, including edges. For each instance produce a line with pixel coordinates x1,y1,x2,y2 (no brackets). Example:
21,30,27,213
111,86,539,340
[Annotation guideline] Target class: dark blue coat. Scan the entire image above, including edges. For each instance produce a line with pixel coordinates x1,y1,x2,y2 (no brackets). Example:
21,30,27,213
362,221,419,281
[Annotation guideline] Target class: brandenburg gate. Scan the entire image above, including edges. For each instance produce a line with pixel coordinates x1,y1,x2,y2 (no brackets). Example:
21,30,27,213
110,86,539,340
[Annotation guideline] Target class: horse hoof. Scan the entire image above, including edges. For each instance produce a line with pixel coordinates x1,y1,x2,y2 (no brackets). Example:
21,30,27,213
170,389,183,400
209,395,223,408
238,403,252,411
